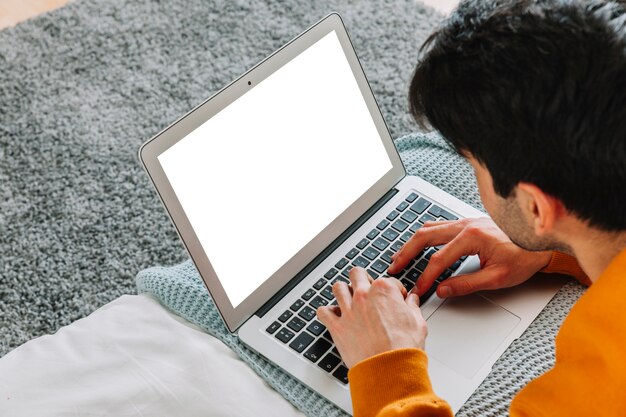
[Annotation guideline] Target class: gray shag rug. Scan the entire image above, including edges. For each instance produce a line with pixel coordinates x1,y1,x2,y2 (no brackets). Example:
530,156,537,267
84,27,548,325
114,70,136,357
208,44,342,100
0,0,444,356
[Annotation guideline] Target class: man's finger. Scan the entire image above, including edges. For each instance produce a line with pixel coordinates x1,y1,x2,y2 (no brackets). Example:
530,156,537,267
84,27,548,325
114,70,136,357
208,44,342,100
388,221,464,274
405,292,421,308
372,276,407,299
436,267,505,298
332,281,353,311
349,267,372,293
316,305,339,328
415,233,477,295
422,219,455,228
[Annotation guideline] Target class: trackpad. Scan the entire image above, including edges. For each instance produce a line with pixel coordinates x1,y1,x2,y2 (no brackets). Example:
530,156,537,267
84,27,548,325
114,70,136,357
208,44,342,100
425,295,520,379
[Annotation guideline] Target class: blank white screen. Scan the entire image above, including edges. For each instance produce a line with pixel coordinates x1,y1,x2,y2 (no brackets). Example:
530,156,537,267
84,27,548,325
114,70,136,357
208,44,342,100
158,31,393,308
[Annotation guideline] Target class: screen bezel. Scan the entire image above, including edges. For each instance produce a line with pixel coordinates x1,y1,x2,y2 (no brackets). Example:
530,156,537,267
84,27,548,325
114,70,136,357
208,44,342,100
139,12,406,332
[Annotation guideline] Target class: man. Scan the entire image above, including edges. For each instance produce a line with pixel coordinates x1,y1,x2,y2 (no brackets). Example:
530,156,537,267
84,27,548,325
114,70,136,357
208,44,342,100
317,0,626,415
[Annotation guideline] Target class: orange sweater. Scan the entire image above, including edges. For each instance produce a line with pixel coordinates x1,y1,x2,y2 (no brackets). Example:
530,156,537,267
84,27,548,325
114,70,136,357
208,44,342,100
348,250,626,416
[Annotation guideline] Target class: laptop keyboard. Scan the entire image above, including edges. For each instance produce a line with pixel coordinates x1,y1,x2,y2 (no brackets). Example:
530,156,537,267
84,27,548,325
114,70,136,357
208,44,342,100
265,191,467,385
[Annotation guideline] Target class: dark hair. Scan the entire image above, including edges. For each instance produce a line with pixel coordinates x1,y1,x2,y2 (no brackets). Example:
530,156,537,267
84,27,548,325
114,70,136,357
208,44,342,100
409,0,626,231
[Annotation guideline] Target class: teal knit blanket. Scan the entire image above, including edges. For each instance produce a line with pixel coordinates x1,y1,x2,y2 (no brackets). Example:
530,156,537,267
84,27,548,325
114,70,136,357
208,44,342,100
136,132,583,417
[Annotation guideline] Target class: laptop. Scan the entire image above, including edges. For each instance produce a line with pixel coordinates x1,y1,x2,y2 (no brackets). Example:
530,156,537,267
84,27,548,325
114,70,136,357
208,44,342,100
139,13,564,414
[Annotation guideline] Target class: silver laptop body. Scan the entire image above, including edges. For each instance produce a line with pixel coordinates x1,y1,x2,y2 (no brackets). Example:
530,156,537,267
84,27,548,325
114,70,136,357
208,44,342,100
139,13,564,414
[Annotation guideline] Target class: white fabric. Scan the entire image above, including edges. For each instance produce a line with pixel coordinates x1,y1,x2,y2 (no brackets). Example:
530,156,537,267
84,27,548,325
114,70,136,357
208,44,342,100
0,294,306,417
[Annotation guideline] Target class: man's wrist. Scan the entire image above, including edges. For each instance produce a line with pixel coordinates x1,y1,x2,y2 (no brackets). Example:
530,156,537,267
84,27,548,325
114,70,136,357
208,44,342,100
348,348,434,417
537,250,554,271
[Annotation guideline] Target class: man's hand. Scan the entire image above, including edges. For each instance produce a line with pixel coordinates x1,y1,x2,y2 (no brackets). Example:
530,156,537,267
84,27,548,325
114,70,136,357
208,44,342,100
388,217,553,298
316,267,428,369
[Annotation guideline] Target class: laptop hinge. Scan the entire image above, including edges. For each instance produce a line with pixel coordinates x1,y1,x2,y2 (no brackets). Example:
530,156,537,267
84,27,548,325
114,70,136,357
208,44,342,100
255,187,400,318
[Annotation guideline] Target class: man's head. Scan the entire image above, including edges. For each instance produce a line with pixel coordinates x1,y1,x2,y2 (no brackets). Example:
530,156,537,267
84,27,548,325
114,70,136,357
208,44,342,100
409,0,626,251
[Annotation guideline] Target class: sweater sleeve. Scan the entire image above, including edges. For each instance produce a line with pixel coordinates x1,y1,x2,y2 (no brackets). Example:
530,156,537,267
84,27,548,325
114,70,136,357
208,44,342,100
348,348,453,417
540,251,590,286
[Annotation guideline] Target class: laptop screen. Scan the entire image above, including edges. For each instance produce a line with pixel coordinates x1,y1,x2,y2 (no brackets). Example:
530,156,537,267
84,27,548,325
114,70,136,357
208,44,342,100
158,30,393,308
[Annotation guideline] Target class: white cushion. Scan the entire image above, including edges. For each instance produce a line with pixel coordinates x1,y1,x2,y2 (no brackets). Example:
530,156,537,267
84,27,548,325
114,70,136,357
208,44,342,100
0,294,306,417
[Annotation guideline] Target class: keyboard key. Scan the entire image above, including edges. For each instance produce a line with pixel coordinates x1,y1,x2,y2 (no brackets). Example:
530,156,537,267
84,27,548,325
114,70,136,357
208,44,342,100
422,284,437,301
309,295,329,309
401,210,418,223
410,222,423,233
400,279,413,292
425,249,437,260
303,338,332,363
451,259,463,271
439,269,453,281
298,306,317,321
391,241,403,252
321,285,335,300
266,321,280,334
391,219,409,232
416,258,429,271
366,229,379,240
406,269,421,282
428,205,458,221
275,327,295,343
428,204,445,217
356,238,369,249
335,258,349,269
372,237,390,251
400,231,413,242
332,275,350,284
324,268,338,279
323,330,333,342
313,278,327,290
376,219,390,230
367,269,380,279
318,353,342,373
352,256,370,268
289,332,315,353
290,299,305,311
307,320,326,336
287,317,306,332
363,246,380,260
341,266,353,278
302,289,316,301
278,310,293,323
382,228,400,241
386,210,400,221
381,250,394,264
419,213,437,223
333,365,349,384
441,210,458,221
346,248,359,259
396,201,409,211
406,192,418,203
371,259,389,274
410,198,431,214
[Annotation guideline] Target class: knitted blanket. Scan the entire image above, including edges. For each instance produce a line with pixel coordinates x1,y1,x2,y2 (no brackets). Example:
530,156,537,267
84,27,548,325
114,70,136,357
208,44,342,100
136,131,585,417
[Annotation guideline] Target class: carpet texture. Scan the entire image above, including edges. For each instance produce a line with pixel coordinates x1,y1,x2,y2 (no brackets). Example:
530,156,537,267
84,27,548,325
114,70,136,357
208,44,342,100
0,0,444,356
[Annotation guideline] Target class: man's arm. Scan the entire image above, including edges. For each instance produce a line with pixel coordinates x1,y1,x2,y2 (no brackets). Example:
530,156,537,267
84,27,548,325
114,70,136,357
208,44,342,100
349,349,452,417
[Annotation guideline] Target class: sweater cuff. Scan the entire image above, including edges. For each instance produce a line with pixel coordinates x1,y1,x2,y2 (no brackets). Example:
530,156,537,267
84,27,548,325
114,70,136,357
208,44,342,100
541,251,591,286
348,348,439,417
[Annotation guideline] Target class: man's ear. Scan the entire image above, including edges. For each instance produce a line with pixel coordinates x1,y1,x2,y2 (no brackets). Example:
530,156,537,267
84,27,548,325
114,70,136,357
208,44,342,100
516,183,566,236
